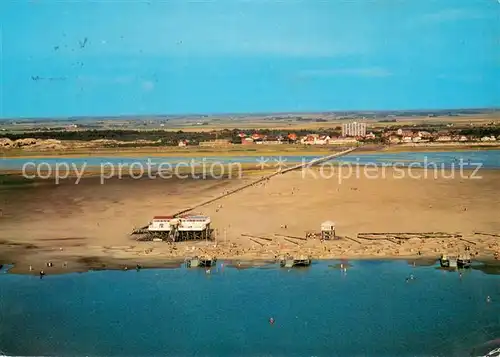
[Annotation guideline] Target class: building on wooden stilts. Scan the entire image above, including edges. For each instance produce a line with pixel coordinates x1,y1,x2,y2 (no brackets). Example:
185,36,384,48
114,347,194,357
321,221,336,240
146,215,212,242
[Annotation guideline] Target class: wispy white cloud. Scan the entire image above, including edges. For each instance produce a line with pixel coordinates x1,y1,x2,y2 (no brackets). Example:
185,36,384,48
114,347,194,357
420,8,489,23
298,67,392,78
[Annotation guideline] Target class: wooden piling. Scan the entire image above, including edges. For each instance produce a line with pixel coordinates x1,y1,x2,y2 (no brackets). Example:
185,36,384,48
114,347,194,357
459,237,477,245
274,233,307,241
357,232,462,240
283,238,300,245
241,234,273,241
343,236,363,244
248,238,265,247
474,232,500,238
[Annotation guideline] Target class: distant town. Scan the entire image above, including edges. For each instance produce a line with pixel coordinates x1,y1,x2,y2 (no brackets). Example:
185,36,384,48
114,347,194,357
1,109,499,151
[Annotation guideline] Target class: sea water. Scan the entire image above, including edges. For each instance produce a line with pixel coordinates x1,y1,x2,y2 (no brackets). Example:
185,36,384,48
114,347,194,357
1,150,500,170
0,260,499,357
335,150,500,169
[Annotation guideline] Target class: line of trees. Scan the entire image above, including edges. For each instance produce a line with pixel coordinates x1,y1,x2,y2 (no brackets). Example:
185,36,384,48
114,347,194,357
2,128,341,146
458,127,500,137
3,130,219,146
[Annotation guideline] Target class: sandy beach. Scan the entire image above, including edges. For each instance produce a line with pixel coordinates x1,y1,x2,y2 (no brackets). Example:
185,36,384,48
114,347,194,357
1,165,500,275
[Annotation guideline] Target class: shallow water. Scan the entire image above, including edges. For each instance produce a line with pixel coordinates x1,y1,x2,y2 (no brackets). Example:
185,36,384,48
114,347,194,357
1,150,499,170
0,260,499,357
335,150,500,169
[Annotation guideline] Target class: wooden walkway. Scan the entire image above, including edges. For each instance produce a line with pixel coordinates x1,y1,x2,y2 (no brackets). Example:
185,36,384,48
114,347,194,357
173,147,357,217
134,147,357,231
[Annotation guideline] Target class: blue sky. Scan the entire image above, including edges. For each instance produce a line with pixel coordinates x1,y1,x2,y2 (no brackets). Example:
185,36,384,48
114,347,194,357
1,0,499,118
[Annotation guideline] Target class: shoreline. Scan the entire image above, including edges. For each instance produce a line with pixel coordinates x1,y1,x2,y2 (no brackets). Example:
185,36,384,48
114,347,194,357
3,255,500,277
0,166,497,182
2,143,500,159
1,149,499,177
2,232,499,276
2,167,499,279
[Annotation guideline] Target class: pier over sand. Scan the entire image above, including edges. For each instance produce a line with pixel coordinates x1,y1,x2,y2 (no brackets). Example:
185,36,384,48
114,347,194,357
1,165,500,274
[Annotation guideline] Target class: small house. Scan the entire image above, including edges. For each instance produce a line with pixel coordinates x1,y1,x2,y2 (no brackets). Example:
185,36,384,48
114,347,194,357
321,220,336,240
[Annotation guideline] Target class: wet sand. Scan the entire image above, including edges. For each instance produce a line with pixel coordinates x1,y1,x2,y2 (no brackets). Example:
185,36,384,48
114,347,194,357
1,167,500,275
3,142,500,160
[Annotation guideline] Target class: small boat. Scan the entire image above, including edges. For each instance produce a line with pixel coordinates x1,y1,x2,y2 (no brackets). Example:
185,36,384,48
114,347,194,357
279,255,311,268
457,254,471,269
439,255,450,268
198,257,217,268
186,256,217,268
440,254,458,268
449,256,458,268
280,258,294,268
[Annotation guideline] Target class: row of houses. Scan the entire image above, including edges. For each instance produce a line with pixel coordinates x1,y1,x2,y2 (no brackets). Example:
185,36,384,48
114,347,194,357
239,132,370,145
240,132,288,145
178,128,500,147
299,134,360,145
178,132,367,147
384,129,500,144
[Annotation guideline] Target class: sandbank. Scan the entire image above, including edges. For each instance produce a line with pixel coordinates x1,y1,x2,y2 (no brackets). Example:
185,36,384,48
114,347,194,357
1,167,500,275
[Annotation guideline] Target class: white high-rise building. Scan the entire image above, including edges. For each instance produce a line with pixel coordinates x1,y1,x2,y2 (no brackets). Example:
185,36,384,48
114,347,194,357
342,122,367,137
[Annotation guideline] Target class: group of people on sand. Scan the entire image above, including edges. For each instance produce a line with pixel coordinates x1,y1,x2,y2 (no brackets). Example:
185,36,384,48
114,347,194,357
33,260,68,279
38,261,53,279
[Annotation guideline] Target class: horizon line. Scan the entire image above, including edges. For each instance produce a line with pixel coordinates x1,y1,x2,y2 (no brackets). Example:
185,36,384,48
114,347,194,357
1,107,499,122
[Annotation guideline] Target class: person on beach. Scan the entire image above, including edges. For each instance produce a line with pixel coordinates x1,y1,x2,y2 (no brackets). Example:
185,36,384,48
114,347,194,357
39,270,45,279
